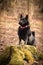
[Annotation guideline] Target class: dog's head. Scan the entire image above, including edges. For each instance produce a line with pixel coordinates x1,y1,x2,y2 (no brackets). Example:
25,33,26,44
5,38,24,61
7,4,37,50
19,14,29,27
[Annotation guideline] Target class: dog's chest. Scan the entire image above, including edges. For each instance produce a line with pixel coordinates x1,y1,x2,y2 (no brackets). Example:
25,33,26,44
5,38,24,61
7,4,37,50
19,27,29,35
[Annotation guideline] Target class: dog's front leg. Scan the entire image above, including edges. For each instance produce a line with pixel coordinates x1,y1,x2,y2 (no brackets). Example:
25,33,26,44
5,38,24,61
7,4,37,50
19,39,21,45
25,36,28,45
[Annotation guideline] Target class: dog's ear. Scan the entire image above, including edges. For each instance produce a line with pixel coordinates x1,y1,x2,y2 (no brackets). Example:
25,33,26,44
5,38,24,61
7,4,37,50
20,14,23,19
25,15,28,20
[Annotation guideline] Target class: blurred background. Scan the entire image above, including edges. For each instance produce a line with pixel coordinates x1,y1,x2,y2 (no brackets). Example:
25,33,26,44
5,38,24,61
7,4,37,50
0,0,43,52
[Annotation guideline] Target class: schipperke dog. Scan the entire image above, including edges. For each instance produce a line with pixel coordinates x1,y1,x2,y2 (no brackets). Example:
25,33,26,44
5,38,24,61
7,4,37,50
18,14,35,45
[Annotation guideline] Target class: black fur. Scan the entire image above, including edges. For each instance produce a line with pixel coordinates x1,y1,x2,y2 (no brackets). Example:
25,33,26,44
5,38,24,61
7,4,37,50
18,14,35,45
27,31,35,45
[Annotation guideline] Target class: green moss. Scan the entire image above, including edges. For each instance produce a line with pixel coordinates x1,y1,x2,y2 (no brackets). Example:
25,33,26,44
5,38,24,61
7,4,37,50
8,46,24,65
17,45,38,60
8,56,24,65
24,45,38,60
10,46,25,59
38,52,43,60
0,45,43,65
0,46,11,65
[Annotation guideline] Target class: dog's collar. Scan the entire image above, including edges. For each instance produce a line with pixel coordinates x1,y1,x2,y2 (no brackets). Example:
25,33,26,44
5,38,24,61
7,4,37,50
20,25,30,29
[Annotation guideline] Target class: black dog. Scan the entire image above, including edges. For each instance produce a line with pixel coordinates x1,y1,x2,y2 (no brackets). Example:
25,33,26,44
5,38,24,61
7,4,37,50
18,14,35,45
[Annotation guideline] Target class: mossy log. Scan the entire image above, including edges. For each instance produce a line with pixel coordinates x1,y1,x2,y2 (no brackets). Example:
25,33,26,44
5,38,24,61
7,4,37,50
0,45,43,65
